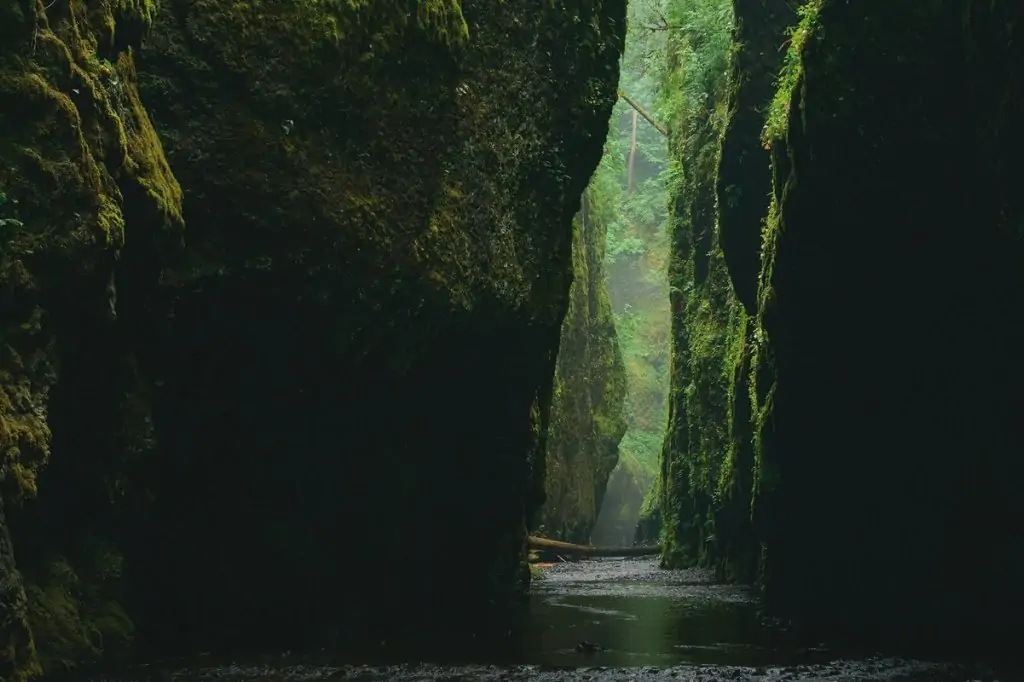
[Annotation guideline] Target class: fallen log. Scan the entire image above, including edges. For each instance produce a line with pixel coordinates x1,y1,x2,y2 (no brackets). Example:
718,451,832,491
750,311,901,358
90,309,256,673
527,535,661,559
618,90,668,137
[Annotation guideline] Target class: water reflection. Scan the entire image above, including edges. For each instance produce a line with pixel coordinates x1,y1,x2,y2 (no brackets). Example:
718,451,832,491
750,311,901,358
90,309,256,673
520,558,830,668
69,558,1009,682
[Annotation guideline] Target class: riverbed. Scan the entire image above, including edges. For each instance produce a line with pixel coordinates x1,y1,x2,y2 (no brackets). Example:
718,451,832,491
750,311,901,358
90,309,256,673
84,558,1009,681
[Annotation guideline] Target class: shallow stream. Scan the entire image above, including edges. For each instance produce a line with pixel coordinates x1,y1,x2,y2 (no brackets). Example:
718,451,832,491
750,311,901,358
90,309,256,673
83,558,1010,682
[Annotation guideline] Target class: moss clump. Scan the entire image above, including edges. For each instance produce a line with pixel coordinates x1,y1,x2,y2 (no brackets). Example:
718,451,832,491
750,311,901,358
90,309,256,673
540,191,629,544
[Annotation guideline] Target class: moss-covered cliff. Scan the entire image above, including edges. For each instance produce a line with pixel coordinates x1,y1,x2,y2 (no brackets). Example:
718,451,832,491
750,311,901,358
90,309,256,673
654,0,750,577
0,0,626,675
658,0,1024,655
539,191,628,545
0,0,181,676
126,0,624,658
752,0,1024,652
657,0,796,583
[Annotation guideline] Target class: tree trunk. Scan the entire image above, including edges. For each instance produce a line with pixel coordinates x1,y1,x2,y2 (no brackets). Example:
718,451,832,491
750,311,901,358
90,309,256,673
527,535,660,559
627,109,638,194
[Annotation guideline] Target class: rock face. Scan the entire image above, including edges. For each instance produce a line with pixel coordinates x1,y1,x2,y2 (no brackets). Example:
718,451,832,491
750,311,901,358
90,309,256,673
752,0,1024,653
716,0,794,316
0,0,181,676
659,0,1024,656
632,477,661,545
0,0,625,675
539,192,628,545
656,0,748,578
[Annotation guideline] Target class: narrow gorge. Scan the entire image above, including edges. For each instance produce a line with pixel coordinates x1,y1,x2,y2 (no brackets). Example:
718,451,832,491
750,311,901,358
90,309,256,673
1,0,1022,680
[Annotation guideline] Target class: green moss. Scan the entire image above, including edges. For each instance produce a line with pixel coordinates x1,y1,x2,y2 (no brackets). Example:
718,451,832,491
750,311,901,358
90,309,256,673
25,550,133,675
2,0,626,664
186,0,467,64
0,2,182,476
655,0,824,583
751,0,818,520
115,0,159,27
659,120,739,570
761,0,822,148
540,194,628,543
715,306,746,498
131,0,482,320
745,0,1024,644
118,0,626,652
0,0,181,677
750,194,780,510
656,0,766,576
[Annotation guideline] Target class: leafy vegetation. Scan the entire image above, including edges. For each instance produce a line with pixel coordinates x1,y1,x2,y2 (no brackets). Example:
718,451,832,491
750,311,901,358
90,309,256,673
761,0,823,148
541,191,628,544
643,0,755,574
585,0,673,546
585,0,740,549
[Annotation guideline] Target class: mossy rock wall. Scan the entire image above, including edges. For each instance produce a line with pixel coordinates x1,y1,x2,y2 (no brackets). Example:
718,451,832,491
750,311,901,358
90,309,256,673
655,0,1024,651
655,0,759,581
752,0,1024,652
632,475,661,544
658,0,1024,654
126,0,624,658
539,192,628,545
716,0,796,313
0,0,626,675
0,0,181,676
658,143,753,580
658,0,792,583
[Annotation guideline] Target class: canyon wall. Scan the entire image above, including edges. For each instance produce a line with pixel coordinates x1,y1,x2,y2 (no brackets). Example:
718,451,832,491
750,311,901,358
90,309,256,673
659,0,1024,653
0,0,626,675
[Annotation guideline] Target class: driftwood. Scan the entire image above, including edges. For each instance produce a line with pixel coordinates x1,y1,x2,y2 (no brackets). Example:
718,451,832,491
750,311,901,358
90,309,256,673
527,535,661,559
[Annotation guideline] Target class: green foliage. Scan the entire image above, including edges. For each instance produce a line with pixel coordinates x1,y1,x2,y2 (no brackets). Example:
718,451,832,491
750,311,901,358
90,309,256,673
651,0,740,570
542,187,629,544
648,0,733,127
762,0,823,147
584,0,674,543
752,1,820,517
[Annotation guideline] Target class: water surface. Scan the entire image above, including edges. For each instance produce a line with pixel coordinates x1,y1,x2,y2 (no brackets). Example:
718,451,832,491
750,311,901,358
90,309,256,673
81,558,1007,682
